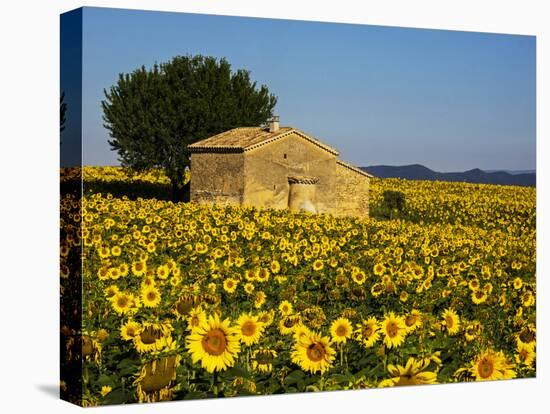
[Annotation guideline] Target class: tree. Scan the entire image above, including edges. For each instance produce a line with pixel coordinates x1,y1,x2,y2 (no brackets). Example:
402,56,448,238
382,190,406,219
102,55,277,201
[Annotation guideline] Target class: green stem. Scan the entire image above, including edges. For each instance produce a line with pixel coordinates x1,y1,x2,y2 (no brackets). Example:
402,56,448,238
212,371,219,397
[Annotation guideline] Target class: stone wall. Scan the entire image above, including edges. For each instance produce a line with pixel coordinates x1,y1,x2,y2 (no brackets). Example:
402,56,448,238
190,152,245,206
243,132,337,213
335,162,370,217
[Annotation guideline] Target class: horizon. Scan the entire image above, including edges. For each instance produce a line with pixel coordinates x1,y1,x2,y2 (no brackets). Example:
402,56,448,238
62,7,536,171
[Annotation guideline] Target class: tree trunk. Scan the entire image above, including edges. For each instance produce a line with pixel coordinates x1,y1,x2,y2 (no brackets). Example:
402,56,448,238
172,180,190,203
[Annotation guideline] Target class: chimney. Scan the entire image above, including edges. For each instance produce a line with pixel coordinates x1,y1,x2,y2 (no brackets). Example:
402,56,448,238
268,115,280,133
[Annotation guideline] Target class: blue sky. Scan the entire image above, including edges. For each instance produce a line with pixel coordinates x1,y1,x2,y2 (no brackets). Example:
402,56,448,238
76,7,535,171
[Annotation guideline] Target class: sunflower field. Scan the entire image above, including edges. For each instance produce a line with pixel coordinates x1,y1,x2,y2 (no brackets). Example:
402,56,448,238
60,167,536,405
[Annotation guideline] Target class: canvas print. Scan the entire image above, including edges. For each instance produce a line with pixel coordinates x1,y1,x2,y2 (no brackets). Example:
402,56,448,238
60,7,536,406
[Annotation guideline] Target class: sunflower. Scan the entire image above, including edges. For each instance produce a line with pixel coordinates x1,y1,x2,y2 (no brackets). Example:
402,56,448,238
223,278,238,293
252,348,278,373
133,322,172,354
291,331,335,374
469,349,516,381
521,291,535,307
131,260,147,277
141,275,156,289
516,326,536,349
257,309,275,326
82,335,102,363
355,317,381,348
293,324,313,343
60,264,70,278
236,313,265,346
471,290,488,305
381,312,407,348
173,294,195,319
312,259,324,271
371,283,384,297
120,320,141,341
134,354,181,403
254,291,267,308
111,292,135,315
373,263,386,276
404,309,423,333
270,260,281,274
104,284,119,298
98,246,110,259
108,267,121,280
244,282,255,294
351,270,367,285
330,317,353,344
256,268,270,283
186,314,241,373
275,275,288,284
379,357,438,387
279,315,302,335
513,277,523,290
119,263,129,277
100,385,112,397
156,264,170,280
186,306,207,332
515,343,535,367
468,278,480,291
442,308,460,335
195,243,208,254
97,266,110,280
464,321,481,342
141,286,161,308
244,269,256,282
278,300,293,316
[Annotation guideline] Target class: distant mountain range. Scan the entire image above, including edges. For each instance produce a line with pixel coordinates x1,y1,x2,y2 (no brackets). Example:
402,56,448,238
362,164,536,187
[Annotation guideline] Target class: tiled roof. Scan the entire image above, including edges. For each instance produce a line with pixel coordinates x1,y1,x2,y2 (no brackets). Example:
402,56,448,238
188,127,339,155
336,159,373,178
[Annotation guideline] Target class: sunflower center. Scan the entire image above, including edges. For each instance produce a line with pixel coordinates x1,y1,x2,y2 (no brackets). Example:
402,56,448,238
307,342,326,362
117,296,129,308
255,351,273,365
362,326,373,337
445,316,454,329
140,326,162,344
478,358,494,378
405,315,417,327
387,321,398,338
284,318,297,328
336,325,348,337
519,330,535,343
241,321,257,337
147,291,157,301
176,299,193,315
201,329,227,356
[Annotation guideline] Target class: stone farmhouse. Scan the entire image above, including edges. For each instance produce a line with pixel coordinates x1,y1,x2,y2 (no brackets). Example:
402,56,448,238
188,117,372,217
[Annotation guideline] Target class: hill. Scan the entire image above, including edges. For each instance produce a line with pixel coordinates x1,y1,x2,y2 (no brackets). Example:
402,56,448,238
362,164,536,187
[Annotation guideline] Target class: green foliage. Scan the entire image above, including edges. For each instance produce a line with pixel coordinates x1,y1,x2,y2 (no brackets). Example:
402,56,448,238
371,190,407,219
102,55,277,201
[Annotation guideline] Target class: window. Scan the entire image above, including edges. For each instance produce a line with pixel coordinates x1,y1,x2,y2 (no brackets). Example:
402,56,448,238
283,153,287,159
